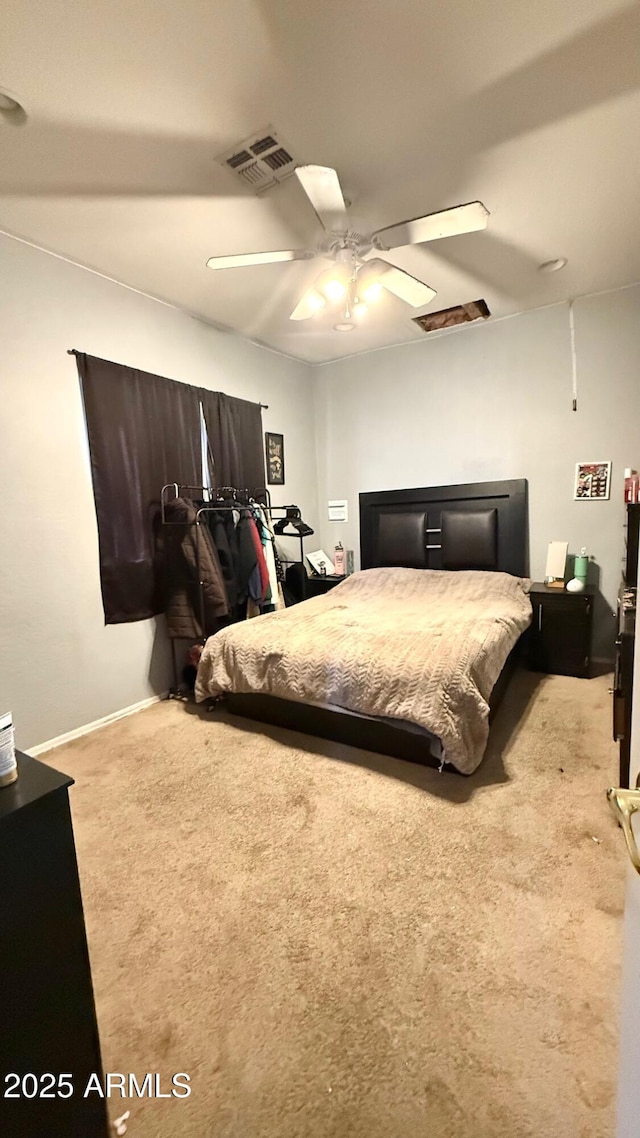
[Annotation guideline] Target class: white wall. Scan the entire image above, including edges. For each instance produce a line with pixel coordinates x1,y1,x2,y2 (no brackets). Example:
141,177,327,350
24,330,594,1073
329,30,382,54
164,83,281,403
313,288,640,660
0,234,318,751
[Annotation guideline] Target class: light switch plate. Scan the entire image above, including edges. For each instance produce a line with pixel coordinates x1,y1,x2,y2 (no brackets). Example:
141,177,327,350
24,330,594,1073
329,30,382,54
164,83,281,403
328,499,348,522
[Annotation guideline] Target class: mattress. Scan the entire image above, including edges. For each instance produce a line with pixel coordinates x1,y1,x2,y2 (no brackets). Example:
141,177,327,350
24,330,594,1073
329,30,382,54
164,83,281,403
195,567,532,773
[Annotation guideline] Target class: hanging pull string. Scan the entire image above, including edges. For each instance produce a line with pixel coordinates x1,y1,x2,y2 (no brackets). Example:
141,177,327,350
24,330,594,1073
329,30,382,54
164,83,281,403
569,300,578,412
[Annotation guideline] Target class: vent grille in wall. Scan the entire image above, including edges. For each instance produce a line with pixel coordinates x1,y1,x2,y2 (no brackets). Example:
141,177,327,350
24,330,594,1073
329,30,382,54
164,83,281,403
217,126,298,193
413,299,491,333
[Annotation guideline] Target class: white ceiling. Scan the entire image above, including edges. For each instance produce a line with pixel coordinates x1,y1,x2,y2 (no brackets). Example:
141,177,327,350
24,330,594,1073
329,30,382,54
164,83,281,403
1,0,639,364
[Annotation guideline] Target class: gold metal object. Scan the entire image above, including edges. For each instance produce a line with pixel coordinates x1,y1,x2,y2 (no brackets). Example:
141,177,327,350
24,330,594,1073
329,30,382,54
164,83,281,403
607,785,640,873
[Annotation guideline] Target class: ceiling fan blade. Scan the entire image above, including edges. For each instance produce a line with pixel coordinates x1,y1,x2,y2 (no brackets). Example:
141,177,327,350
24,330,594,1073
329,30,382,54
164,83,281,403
372,201,489,251
366,258,436,308
206,249,314,270
294,165,348,230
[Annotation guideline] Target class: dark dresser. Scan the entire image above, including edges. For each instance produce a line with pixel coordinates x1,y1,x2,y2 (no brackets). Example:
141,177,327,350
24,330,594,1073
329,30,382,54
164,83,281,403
528,581,594,678
613,504,640,787
0,752,109,1137
614,589,635,787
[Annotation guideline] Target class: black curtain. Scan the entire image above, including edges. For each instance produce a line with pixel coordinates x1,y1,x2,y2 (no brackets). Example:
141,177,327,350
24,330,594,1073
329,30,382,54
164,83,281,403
78,353,202,623
200,389,264,490
78,355,265,625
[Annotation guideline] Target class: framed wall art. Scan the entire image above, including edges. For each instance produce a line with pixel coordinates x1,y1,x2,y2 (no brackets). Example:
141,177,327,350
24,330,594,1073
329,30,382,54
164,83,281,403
265,431,285,485
574,461,611,501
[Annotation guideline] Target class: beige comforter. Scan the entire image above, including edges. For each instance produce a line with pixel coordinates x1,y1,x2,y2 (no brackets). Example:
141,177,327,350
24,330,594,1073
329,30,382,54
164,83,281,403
195,567,532,773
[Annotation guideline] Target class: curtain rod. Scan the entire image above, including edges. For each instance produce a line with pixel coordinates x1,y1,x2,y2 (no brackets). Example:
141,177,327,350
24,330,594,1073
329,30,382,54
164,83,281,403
66,349,269,409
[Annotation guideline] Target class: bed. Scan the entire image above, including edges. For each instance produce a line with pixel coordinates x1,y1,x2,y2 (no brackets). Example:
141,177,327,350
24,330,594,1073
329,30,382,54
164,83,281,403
195,479,531,774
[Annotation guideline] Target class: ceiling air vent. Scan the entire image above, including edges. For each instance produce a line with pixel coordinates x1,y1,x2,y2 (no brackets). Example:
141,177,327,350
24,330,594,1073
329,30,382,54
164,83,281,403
413,299,491,334
217,126,298,194
226,149,253,169
250,135,278,155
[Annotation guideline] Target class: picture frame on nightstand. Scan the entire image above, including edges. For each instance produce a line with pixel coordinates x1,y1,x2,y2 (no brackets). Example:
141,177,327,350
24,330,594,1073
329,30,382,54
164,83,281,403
544,540,568,587
306,549,336,576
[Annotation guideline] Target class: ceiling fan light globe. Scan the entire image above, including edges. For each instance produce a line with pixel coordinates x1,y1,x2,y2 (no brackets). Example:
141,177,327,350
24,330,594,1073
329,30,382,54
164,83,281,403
289,288,328,321
307,289,326,312
323,278,347,302
354,302,368,319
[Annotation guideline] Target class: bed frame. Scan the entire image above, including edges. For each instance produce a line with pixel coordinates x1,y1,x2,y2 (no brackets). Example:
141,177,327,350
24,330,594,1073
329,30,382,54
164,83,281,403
225,478,528,773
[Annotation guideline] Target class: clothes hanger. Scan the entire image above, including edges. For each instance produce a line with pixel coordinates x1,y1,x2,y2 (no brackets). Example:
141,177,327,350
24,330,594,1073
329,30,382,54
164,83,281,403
273,506,314,537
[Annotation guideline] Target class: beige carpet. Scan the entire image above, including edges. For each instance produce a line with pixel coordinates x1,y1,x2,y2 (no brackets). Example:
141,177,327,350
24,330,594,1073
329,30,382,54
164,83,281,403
44,670,624,1137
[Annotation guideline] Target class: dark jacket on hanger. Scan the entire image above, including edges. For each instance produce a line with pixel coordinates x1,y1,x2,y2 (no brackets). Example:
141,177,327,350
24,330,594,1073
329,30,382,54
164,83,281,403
246,514,267,603
159,497,230,639
236,511,259,603
205,510,238,610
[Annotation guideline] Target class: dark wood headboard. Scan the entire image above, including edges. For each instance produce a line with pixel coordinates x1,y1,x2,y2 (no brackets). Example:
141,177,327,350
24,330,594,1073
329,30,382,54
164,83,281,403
359,479,528,577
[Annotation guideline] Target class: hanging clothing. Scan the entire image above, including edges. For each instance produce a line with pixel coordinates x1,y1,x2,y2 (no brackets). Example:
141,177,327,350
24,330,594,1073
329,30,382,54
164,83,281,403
159,498,230,639
236,511,260,603
248,515,270,603
222,510,242,604
254,505,282,611
272,542,286,585
204,509,238,611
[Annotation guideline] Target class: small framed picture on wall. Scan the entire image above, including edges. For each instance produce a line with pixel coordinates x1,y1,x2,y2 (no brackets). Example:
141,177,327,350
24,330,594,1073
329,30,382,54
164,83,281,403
265,431,285,485
574,461,611,500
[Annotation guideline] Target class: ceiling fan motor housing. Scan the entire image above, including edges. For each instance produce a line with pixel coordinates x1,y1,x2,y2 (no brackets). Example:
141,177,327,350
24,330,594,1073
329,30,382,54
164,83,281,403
321,231,372,262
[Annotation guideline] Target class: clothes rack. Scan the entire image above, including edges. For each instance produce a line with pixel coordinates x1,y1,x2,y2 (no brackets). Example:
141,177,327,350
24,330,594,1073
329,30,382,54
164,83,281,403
161,482,308,565
159,483,304,692
160,483,272,523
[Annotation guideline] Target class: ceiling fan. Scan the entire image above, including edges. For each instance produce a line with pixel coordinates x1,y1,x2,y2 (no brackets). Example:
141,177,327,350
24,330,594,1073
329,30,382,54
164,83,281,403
206,165,489,330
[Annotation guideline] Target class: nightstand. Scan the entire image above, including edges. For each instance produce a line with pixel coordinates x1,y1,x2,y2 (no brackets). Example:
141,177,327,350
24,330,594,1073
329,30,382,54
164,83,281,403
528,582,594,678
306,574,345,597
284,564,346,604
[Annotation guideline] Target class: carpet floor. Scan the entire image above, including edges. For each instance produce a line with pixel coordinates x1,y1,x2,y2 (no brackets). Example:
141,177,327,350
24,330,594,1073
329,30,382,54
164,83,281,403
44,670,624,1138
